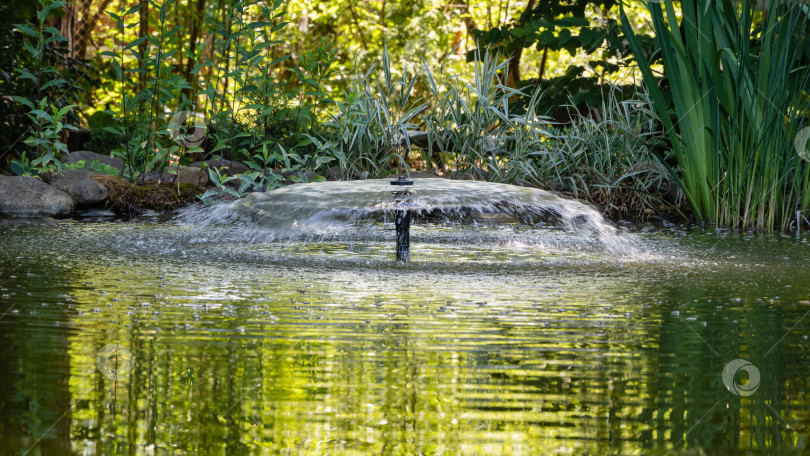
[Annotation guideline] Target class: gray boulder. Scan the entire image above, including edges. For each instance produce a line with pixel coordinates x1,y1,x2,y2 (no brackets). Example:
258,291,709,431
189,159,250,176
0,176,74,217
324,166,343,181
48,169,108,206
64,150,124,173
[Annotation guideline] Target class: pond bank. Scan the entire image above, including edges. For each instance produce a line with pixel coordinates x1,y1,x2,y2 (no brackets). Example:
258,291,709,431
1,150,682,224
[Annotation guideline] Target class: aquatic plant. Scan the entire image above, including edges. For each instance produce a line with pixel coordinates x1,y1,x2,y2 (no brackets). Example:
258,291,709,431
621,0,810,230
311,43,425,179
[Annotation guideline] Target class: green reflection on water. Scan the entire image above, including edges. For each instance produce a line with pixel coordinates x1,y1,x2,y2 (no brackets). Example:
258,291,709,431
1,222,809,454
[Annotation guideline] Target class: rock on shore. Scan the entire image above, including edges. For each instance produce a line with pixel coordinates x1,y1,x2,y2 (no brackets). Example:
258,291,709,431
0,176,74,217
47,169,108,206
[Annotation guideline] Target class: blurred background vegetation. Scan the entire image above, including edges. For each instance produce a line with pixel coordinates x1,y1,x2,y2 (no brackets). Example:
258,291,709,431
0,0,655,113
0,0,809,229
0,0,667,217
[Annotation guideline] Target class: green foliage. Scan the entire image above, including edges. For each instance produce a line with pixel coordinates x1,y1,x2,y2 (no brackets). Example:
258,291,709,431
471,0,655,113
422,49,551,184
12,98,76,177
621,0,810,230
474,0,614,57
311,44,423,179
104,0,187,181
9,152,37,177
6,0,81,175
57,158,120,176
199,167,243,205
90,158,123,176
539,88,680,218
273,0,463,98
290,37,339,133
2,0,748,227
198,143,297,205
0,0,39,151
62,160,86,170
304,43,670,219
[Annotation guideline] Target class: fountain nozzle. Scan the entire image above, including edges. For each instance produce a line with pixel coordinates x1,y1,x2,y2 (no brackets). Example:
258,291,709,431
391,176,413,261
390,176,413,186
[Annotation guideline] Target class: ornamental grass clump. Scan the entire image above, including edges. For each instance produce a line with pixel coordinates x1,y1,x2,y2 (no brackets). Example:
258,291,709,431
540,87,681,220
420,48,552,185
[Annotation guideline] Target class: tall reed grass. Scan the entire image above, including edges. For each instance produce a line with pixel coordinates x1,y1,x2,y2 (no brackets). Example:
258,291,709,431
420,49,551,185
315,44,424,179
621,0,810,230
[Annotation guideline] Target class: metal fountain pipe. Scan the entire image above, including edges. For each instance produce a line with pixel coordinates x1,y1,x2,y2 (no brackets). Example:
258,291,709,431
390,176,414,261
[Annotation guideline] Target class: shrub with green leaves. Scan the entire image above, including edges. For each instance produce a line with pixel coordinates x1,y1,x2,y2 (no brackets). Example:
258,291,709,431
8,0,78,178
15,100,77,176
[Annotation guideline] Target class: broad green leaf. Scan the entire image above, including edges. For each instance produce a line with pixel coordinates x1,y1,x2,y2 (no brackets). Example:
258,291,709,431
270,54,291,66
12,96,34,110
14,23,37,37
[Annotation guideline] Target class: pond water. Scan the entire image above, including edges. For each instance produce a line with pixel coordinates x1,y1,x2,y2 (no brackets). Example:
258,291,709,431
1,201,810,454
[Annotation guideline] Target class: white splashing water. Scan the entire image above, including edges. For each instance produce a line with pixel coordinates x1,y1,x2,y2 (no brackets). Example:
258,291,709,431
179,178,645,257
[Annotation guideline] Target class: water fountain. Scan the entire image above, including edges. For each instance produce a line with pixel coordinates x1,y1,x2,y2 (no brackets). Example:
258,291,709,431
9,174,809,456
182,177,641,261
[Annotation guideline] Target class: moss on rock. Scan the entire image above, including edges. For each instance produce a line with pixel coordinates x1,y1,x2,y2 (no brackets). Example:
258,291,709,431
92,175,201,213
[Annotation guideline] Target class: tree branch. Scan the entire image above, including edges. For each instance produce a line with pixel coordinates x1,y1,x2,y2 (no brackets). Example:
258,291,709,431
347,1,368,50
507,0,536,86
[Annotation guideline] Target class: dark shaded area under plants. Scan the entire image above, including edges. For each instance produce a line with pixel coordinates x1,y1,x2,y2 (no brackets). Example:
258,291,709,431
92,174,201,213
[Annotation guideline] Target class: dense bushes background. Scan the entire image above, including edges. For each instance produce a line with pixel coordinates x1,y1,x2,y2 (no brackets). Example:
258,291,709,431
1,0,808,229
